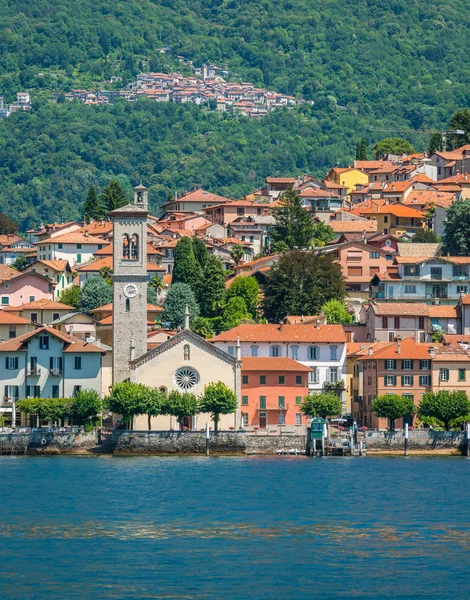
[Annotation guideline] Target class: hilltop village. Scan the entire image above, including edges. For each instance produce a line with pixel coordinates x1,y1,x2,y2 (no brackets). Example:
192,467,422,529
1,146,470,433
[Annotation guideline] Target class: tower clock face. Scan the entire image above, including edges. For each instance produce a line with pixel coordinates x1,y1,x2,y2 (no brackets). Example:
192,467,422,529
124,283,138,299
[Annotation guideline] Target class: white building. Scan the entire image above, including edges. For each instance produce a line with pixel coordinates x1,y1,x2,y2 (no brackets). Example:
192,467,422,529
36,232,110,266
210,323,347,405
0,326,105,426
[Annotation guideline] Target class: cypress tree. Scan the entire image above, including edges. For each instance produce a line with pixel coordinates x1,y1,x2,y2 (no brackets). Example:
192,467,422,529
359,137,368,160
172,237,203,293
271,187,315,250
100,179,128,216
192,237,208,270
83,185,102,223
199,255,226,318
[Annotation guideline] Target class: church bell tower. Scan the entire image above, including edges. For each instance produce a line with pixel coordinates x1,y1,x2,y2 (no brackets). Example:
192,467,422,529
111,184,149,383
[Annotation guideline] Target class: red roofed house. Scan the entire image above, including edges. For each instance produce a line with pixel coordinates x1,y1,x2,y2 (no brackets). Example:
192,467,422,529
0,271,55,308
0,311,34,342
160,188,232,213
360,337,434,428
203,201,271,225
36,232,110,266
241,357,311,431
211,323,348,410
24,260,74,299
4,299,75,325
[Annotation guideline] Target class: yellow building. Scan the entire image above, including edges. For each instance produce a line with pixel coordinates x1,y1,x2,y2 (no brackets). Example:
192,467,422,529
327,168,369,195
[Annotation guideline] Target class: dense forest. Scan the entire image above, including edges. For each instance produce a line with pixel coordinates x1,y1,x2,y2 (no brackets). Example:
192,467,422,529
1,0,470,228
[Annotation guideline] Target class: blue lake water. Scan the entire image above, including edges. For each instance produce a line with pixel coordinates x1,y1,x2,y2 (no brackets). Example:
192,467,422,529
0,455,469,599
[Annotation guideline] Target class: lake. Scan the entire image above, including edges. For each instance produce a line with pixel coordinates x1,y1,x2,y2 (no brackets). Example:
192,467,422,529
0,456,468,599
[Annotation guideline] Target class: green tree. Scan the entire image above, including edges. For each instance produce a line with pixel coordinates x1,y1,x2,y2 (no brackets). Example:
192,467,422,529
226,276,260,318
301,392,342,419
166,390,199,430
163,282,200,328
263,251,345,322
141,388,165,431
17,397,73,426
223,296,251,330
149,276,163,295
412,229,439,243
11,256,27,271
372,394,416,431
72,389,102,426
321,299,353,324
199,255,226,317
192,237,208,270
83,185,102,223
59,286,81,309
172,237,203,293
312,221,335,246
442,198,470,256
0,214,18,234
99,265,113,285
271,187,315,250
100,179,128,215
105,381,148,429
356,137,367,160
448,108,470,148
428,133,444,155
191,316,215,338
200,382,238,433
230,244,244,266
419,391,470,431
371,138,415,159
78,275,112,313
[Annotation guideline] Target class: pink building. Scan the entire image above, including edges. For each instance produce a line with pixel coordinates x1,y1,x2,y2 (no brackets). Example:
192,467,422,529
0,271,54,308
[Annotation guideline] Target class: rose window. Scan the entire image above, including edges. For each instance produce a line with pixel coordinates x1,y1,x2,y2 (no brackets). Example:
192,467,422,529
174,367,199,391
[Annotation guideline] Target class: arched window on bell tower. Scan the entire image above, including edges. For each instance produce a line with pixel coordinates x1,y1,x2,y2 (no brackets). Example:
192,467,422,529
122,234,130,260
130,234,139,260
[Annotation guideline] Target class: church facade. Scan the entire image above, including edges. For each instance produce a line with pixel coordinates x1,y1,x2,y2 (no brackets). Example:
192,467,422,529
111,185,241,430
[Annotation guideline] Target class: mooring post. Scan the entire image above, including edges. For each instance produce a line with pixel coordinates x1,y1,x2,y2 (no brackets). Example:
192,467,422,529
466,423,470,457
206,422,210,456
359,441,363,456
404,423,409,457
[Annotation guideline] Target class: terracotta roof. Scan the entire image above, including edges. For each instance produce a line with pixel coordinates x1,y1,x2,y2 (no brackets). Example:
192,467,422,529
403,190,455,208
211,324,347,343
329,220,377,233
0,312,32,325
432,347,470,362
298,188,338,198
347,341,394,357
442,334,470,344
362,337,438,360
322,180,348,190
242,357,312,372
163,274,172,286
427,305,458,318
397,243,441,258
434,173,470,184
266,177,296,184
285,315,324,325
353,160,395,170
370,302,429,317
410,174,436,184
94,246,113,256
433,151,463,161
34,259,70,271
76,256,165,272
382,181,413,193
0,265,20,281
0,326,104,353
0,235,22,247
7,299,74,311
36,232,110,245
164,188,232,205
461,294,470,305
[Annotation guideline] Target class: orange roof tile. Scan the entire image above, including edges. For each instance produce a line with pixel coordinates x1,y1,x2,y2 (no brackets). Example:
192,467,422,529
242,357,312,372
8,299,74,311
36,232,110,245
370,302,429,317
329,220,377,233
427,306,458,318
0,326,104,353
211,323,347,343
0,265,20,281
362,337,438,360
0,312,32,325
163,188,232,205
383,181,413,193
410,174,436,184
76,256,165,272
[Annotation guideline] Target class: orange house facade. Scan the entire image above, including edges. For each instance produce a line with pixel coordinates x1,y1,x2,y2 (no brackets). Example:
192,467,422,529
241,357,311,431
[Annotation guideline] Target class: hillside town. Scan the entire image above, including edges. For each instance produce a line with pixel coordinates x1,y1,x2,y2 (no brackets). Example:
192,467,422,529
2,146,470,434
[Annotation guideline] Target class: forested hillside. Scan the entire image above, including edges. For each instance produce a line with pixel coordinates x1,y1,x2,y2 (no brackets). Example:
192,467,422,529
1,0,470,228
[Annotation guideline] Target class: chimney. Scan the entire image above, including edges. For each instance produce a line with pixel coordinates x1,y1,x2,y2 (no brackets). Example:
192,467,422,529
184,304,190,330
279,321,284,331
397,340,401,354
236,336,241,361
429,346,436,358
368,346,373,356
84,230,89,238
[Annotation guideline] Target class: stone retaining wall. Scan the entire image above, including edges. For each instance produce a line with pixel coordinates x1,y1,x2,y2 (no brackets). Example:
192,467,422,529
245,434,307,454
0,431,97,454
113,430,247,454
363,430,465,451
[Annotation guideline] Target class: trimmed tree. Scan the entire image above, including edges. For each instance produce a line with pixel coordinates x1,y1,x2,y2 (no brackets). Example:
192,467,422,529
166,390,199,430
199,255,226,318
419,391,470,431
141,388,166,431
200,382,238,433
78,275,112,313
83,185,103,223
172,236,203,293
147,285,159,307
100,179,128,215
226,276,260,318
72,389,102,426
263,251,345,323
372,394,416,431
321,299,353,324
271,187,315,250
105,381,148,429
442,198,470,256
301,392,342,419
163,283,200,328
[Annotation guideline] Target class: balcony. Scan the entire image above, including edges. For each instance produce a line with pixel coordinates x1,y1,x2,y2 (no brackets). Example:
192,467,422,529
2,396,18,404
28,368,41,376
50,368,63,376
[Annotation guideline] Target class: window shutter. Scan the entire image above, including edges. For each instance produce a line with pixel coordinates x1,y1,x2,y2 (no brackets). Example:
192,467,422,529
410,360,414,370
4,357,7,369
26,386,30,397
14,386,18,398
392,376,397,386
392,360,396,370
401,360,405,370
326,368,330,382
59,357,63,371
401,376,405,386
4,385,7,398
410,376,414,386
50,357,53,370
